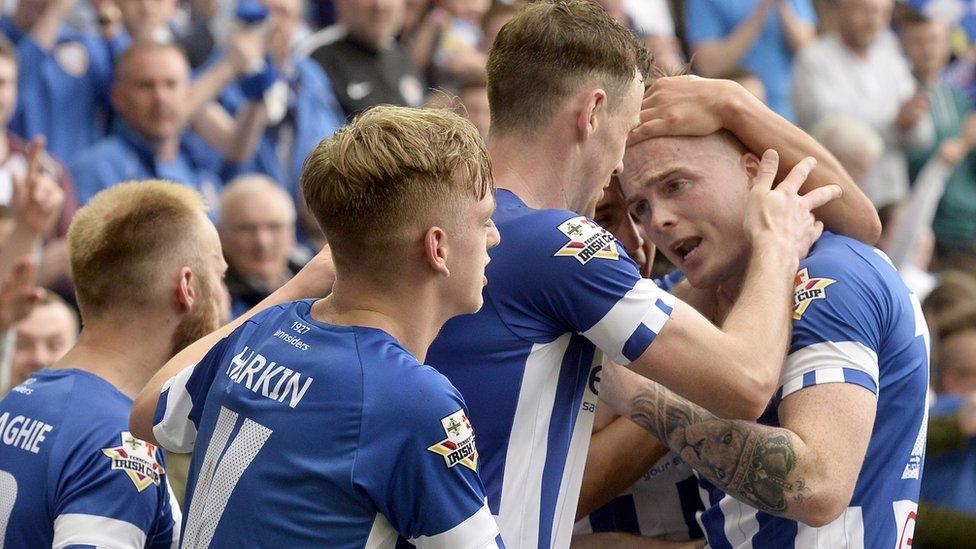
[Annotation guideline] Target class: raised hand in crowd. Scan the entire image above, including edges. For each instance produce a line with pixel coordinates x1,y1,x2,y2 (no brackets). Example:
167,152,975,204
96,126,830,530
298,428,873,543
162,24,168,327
898,91,932,133
0,137,65,283
90,0,124,40
0,260,44,334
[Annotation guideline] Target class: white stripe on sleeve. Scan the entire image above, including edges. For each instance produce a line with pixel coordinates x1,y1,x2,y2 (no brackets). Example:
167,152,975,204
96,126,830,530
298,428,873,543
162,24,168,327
411,502,501,549
153,363,199,453
583,279,672,364
53,513,147,549
780,341,879,390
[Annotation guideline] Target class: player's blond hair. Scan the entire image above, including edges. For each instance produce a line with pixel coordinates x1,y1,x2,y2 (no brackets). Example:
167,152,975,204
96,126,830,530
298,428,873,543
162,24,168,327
300,105,492,271
68,180,209,317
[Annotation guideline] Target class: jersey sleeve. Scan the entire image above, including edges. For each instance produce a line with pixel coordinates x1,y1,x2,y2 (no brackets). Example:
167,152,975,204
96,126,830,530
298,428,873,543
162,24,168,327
152,335,232,453
776,256,886,402
52,429,178,549
354,370,502,548
501,214,675,365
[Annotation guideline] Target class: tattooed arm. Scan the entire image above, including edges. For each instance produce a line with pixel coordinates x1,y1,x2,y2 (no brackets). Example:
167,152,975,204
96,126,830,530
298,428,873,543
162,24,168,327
600,362,876,527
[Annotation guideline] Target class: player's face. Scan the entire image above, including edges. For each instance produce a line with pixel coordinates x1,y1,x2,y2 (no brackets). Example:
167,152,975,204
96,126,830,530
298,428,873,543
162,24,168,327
172,215,227,355
11,302,77,388
620,135,752,289
0,57,18,129
581,74,643,216
115,49,189,141
446,192,499,315
593,178,650,274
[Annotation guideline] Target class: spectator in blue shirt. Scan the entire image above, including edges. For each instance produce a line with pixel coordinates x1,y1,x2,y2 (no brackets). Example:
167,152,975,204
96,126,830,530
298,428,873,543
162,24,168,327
684,0,816,121
0,0,123,162
218,0,345,203
70,41,222,208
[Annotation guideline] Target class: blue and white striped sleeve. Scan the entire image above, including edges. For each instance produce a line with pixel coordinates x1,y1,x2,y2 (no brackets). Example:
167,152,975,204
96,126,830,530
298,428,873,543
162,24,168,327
777,263,883,401
152,336,231,453
519,215,675,365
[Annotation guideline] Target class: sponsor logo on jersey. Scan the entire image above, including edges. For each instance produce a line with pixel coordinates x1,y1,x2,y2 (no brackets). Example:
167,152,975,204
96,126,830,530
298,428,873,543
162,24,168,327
554,216,620,264
427,409,478,472
792,268,836,320
102,432,164,491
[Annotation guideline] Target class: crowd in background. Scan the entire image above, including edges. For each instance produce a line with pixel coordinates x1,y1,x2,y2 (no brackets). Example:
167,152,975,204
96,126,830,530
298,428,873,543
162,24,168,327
2,0,976,546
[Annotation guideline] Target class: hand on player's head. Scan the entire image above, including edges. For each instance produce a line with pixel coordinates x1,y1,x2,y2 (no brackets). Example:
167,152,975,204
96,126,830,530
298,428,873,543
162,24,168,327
627,76,738,147
743,151,842,262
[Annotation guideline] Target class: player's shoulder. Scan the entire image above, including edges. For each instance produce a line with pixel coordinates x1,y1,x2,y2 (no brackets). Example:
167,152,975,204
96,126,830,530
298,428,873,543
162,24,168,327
359,336,464,423
800,232,894,285
493,190,627,271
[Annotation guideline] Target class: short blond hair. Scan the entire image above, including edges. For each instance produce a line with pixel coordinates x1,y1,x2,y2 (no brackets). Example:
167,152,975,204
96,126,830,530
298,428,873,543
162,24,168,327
300,105,492,271
68,180,209,317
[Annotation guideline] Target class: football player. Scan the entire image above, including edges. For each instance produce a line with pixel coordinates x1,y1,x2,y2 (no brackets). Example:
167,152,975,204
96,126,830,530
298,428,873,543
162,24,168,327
604,128,929,547
0,181,220,548
131,107,504,547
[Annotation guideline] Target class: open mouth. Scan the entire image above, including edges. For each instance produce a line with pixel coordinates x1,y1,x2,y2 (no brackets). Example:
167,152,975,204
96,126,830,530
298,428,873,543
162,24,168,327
670,237,702,263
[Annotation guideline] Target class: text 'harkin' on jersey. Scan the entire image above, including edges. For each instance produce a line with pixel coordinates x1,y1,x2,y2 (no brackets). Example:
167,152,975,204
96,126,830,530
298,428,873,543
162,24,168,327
225,346,314,408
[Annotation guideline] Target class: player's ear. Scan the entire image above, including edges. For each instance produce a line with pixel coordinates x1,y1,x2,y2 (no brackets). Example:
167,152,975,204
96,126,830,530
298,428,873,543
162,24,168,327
424,226,451,277
742,152,762,188
578,88,607,143
175,266,195,312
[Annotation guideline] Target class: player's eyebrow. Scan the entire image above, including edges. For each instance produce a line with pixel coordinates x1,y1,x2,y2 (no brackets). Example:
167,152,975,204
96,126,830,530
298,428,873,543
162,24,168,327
631,164,693,191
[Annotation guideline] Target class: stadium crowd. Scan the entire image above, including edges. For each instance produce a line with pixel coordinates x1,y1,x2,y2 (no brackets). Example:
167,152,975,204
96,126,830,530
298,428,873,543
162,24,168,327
0,0,975,547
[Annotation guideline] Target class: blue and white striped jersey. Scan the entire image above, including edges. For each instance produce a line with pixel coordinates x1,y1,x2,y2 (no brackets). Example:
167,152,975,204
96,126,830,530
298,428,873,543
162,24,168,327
574,451,704,541
427,189,675,548
152,300,501,548
698,232,929,548
0,369,180,549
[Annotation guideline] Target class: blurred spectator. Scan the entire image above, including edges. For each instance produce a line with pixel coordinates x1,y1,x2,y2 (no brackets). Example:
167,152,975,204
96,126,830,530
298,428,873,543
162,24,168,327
879,119,976,300
900,10,976,257
684,0,816,121
0,0,122,162
0,261,44,393
915,305,976,546
430,0,489,87
727,66,768,104
0,137,65,287
216,0,346,204
0,36,76,238
793,0,934,207
811,115,885,187
600,0,684,70
457,73,489,138
69,42,224,207
302,0,427,117
481,0,519,50
218,174,306,319
4,292,78,392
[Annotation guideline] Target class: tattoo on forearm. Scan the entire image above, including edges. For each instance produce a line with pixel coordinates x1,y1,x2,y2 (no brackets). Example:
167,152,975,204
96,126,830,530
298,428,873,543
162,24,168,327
629,383,810,514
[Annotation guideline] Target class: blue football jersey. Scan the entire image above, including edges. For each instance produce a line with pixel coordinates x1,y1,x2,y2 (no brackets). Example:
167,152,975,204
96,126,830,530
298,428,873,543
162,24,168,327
426,190,675,548
0,369,180,548
152,300,501,548
574,451,704,541
698,232,929,548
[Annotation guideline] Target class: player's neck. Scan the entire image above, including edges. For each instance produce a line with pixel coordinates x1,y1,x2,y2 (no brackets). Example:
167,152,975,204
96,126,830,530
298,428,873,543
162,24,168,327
488,133,576,211
52,320,175,400
310,283,444,363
